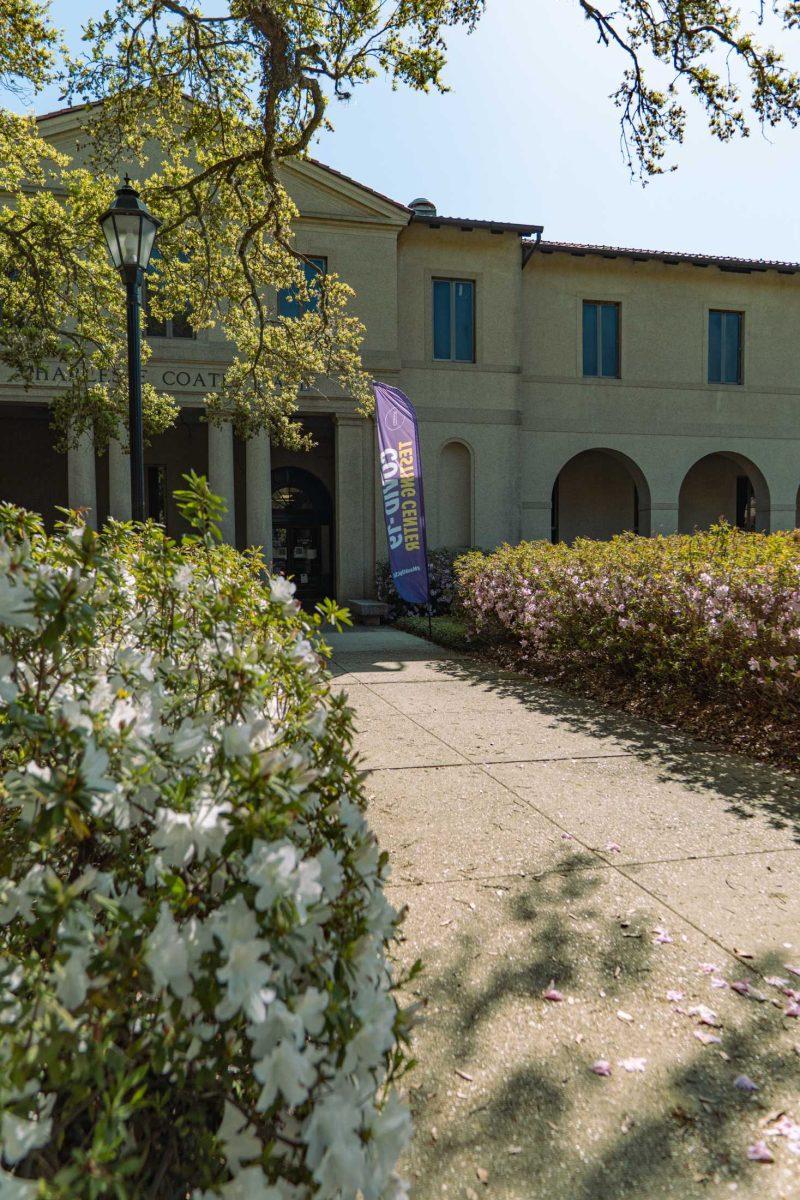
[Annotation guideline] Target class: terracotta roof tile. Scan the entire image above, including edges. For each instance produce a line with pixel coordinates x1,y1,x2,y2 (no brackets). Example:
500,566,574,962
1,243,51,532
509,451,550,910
528,239,800,274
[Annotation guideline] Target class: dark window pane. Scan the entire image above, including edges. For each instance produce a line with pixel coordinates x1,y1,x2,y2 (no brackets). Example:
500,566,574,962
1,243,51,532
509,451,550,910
146,311,167,337
583,302,598,376
278,256,326,319
600,303,619,376
722,311,741,383
454,280,474,361
170,310,194,338
708,310,722,382
433,280,452,360
277,287,299,319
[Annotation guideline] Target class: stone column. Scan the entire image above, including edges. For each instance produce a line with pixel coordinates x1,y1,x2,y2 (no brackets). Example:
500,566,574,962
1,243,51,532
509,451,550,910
246,430,272,565
67,427,97,529
335,414,367,600
645,501,680,537
769,501,798,533
207,420,236,545
520,500,552,542
108,437,133,522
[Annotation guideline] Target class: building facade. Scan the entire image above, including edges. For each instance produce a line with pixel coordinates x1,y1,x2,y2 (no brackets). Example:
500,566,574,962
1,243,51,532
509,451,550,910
2,106,800,601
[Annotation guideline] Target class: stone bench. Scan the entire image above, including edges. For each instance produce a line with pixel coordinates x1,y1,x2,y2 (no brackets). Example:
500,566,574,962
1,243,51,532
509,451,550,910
346,599,390,626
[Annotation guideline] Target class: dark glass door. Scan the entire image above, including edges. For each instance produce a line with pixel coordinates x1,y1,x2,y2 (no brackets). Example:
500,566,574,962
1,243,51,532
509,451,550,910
272,467,334,602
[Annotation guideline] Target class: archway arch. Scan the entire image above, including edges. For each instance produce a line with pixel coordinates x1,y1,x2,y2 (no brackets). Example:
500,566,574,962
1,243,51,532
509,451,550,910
550,448,651,543
678,452,770,533
271,466,334,600
437,439,473,547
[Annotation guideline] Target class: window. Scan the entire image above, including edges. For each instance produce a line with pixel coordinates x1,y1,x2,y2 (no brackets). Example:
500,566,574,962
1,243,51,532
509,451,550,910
277,256,327,318
433,278,475,362
583,301,620,378
708,309,743,384
144,249,194,339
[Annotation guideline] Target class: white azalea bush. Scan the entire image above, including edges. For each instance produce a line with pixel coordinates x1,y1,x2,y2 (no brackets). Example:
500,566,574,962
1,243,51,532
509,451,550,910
0,475,415,1200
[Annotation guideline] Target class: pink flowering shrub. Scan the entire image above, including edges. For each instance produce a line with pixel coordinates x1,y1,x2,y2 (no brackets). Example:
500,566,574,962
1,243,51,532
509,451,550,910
455,526,800,766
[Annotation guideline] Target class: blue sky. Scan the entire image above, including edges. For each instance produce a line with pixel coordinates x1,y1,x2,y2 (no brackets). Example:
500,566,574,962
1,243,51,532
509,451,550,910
26,0,800,261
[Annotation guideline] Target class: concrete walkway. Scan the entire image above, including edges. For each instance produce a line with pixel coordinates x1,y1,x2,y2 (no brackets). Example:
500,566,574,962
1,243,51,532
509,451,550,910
327,626,800,1200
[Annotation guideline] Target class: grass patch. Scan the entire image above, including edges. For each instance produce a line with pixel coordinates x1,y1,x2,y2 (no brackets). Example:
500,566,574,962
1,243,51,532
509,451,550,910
395,613,476,652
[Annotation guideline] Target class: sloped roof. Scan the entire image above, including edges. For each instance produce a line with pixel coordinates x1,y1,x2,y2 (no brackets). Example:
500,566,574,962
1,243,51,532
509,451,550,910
527,238,800,275
411,213,543,237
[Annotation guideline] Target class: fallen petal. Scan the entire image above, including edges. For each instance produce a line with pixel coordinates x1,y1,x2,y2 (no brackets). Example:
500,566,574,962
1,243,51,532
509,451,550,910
784,1003,800,1018
616,1010,633,1023
591,1059,612,1076
711,977,728,989
747,1140,774,1163
765,976,789,989
785,964,800,978
605,841,621,853
543,988,564,1003
619,1057,646,1073
654,929,673,945
689,1004,720,1027
698,962,719,974
734,1075,759,1092
694,1030,722,1045
666,989,684,1002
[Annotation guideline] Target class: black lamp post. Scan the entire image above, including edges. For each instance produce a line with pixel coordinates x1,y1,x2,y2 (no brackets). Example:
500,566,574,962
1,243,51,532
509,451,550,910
98,177,161,522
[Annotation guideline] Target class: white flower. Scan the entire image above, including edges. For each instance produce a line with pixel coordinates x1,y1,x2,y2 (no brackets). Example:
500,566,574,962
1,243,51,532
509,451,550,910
217,1101,260,1172
171,717,210,761
246,841,321,917
146,904,192,998
172,564,193,593
220,1166,284,1200
208,894,260,952
315,847,343,902
253,1038,317,1110
0,576,37,631
312,1138,367,1198
305,706,327,739
269,576,296,606
222,719,273,758
1,1109,52,1165
152,798,230,867
0,1166,39,1199
0,656,18,704
246,841,298,911
216,938,274,1023
60,699,93,733
290,637,316,666
53,943,93,1010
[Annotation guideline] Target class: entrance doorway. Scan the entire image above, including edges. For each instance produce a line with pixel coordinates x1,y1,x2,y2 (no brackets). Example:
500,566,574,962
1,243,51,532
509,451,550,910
271,466,334,602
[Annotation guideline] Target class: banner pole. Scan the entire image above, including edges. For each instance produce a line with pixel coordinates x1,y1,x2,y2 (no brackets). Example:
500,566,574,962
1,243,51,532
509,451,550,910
428,605,432,639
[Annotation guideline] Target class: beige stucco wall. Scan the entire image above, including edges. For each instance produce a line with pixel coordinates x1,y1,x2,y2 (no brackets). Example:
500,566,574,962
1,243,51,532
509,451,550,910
3,108,800,602
520,252,800,541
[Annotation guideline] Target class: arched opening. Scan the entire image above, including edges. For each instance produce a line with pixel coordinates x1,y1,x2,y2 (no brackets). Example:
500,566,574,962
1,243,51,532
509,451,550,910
678,453,769,534
271,466,334,601
437,440,472,547
550,449,650,543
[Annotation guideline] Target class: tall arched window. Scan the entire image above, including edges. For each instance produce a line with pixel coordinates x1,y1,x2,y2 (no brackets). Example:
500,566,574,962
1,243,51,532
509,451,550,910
437,440,472,547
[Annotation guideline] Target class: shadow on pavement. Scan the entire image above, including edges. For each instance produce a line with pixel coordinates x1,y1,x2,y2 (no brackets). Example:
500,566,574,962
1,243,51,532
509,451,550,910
404,853,800,1199
432,655,800,844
